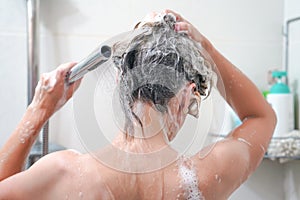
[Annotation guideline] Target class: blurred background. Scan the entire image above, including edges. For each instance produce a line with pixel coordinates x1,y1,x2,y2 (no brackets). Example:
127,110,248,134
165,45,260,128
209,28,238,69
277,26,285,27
1,0,300,199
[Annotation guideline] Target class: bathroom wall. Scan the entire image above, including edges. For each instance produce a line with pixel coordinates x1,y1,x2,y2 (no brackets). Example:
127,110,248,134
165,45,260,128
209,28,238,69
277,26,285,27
0,1,27,147
38,0,285,151
0,0,288,199
283,1,300,200
285,0,300,130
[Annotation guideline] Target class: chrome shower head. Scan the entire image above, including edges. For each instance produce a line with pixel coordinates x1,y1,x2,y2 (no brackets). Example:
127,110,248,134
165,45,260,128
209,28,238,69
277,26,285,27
67,45,112,84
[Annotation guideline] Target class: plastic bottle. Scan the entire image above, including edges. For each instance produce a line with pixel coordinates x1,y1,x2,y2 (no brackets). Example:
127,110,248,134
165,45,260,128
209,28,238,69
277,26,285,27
267,71,294,137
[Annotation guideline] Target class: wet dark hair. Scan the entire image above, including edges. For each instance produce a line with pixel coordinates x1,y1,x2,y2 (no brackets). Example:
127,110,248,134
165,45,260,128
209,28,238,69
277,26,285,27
112,14,213,136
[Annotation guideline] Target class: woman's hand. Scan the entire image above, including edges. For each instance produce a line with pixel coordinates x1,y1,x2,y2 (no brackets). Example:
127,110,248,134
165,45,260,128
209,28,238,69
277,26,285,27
164,9,212,51
29,62,81,118
0,62,81,181
137,9,212,51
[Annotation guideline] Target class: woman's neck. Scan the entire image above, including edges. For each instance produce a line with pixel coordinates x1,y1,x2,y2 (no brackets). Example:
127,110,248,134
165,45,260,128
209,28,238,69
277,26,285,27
112,101,172,153
112,131,169,153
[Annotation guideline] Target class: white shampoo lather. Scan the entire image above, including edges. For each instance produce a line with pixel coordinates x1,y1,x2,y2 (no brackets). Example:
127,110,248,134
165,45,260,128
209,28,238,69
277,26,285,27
267,71,294,138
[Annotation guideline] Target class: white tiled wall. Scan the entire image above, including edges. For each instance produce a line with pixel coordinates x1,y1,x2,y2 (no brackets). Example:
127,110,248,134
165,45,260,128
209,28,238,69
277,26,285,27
0,0,291,199
0,0,27,147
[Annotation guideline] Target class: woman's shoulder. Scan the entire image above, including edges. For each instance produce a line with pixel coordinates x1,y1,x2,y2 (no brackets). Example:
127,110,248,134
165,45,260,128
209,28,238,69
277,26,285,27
190,139,253,199
28,149,84,178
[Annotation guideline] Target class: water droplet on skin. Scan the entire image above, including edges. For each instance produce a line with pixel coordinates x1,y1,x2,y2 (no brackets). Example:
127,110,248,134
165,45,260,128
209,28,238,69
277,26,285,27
237,138,252,146
79,192,83,198
19,138,25,144
215,174,222,183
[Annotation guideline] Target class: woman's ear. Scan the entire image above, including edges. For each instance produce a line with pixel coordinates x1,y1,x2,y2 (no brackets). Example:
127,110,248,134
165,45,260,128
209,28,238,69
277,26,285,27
188,82,197,93
187,82,201,118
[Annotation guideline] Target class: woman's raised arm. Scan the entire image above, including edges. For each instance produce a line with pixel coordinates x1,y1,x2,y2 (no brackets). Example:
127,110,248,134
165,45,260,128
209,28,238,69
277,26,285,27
166,9,277,198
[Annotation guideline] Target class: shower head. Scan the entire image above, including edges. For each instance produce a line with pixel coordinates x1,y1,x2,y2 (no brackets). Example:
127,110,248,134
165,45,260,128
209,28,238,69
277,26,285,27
67,28,151,84
67,45,112,84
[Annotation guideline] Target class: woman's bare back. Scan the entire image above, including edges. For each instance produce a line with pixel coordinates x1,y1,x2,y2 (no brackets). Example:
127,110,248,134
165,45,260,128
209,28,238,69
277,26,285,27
28,140,250,200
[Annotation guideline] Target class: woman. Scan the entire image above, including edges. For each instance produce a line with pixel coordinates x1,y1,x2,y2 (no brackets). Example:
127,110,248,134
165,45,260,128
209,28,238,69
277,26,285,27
0,10,276,199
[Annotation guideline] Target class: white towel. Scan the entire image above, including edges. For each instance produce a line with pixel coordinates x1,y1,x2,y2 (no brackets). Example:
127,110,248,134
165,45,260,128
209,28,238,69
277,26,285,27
267,130,300,163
